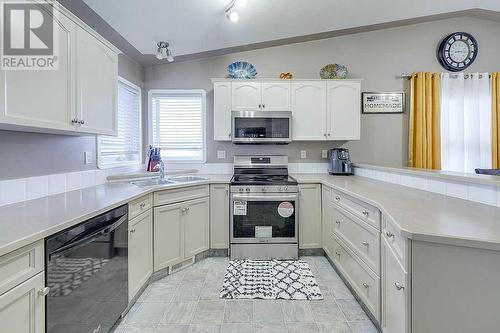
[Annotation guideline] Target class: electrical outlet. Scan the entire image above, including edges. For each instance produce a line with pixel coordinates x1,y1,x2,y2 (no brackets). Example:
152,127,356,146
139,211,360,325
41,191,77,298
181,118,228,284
300,150,307,159
322,150,328,158
84,151,93,165
217,150,226,159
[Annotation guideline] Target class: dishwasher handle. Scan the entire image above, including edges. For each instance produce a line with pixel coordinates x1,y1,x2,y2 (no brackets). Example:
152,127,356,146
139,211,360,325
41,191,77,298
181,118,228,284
49,214,127,258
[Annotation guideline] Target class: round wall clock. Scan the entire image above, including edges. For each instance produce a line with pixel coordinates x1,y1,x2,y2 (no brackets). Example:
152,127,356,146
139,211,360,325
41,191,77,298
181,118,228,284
437,32,478,72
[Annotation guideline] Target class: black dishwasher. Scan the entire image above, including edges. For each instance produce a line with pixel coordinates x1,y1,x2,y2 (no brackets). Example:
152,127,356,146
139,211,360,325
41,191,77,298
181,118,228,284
45,205,128,333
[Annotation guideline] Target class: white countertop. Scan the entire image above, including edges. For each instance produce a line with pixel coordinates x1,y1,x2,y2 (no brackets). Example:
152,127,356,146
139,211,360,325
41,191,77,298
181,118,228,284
295,174,500,251
1,172,499,257
0,174,231,257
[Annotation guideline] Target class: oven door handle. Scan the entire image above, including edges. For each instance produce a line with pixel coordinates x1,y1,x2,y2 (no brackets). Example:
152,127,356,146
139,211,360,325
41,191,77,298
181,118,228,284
232,195,298,201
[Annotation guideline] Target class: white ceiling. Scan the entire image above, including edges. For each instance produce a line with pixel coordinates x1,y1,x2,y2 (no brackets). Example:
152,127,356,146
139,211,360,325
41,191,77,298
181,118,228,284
82,0,500,58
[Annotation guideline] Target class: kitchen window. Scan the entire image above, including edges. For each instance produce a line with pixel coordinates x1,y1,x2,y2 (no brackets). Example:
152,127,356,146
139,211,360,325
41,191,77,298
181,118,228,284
149,90,206,163
98,77,142,169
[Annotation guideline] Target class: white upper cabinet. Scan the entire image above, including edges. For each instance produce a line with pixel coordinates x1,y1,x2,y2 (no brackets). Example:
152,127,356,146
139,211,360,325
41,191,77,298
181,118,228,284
231,82,261,111
0,3,119,136
291,81,327,140
327,81,361,140
261,81,291,111
75,26,118,136
0,11,76,132
213,81,232,141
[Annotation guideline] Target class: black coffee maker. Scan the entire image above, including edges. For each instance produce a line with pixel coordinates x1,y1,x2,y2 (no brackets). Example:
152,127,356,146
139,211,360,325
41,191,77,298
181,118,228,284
328,148,353,175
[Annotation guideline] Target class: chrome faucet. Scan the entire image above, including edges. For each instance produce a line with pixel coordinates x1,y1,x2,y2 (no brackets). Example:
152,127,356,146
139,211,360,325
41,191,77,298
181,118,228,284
158,160,165,180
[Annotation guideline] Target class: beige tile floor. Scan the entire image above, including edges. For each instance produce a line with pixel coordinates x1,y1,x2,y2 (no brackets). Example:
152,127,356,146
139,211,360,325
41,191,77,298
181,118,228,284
115,256,379,333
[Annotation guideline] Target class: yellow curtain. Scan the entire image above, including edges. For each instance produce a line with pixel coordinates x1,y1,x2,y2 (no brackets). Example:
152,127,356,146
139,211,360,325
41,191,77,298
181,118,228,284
408,72,441,169
493,73,500,168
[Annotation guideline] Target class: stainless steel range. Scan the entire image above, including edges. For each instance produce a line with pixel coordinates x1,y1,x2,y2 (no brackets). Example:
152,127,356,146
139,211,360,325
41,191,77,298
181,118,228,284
230,155,298,260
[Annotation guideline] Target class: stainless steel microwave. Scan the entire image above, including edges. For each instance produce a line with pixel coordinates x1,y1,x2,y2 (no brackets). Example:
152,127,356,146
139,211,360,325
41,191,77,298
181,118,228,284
231,110,292,144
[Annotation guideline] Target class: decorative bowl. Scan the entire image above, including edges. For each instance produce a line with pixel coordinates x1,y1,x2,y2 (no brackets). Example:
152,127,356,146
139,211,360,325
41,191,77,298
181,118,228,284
227,61,257,79
320,64,348,79
279,72,293,79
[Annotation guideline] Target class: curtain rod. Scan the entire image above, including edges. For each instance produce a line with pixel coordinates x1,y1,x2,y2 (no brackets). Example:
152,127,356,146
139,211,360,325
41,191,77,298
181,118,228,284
399,73,492,80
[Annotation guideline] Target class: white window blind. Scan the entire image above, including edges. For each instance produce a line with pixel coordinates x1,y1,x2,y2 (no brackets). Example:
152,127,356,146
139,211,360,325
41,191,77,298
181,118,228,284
150,90,206,162
98,78,142,168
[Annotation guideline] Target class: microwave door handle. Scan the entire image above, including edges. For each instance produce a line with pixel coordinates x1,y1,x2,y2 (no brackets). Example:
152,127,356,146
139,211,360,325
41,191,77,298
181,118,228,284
49,215,127,258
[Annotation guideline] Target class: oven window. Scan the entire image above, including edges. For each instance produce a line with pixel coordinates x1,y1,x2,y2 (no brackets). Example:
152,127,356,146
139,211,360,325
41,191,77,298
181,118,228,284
234,117,289,139
233,200,296,238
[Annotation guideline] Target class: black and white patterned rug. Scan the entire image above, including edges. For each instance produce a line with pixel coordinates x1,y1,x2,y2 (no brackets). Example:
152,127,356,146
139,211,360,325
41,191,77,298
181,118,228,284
220,260,323,300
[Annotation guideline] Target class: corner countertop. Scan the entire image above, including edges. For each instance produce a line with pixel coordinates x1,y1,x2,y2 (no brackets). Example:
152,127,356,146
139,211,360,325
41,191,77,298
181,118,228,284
1,172,500,258
0,174,231,257
294,174,500,251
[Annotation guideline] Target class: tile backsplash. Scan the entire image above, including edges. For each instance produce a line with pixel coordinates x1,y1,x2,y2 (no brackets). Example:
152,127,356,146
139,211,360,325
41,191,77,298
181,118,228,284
354,166,500,208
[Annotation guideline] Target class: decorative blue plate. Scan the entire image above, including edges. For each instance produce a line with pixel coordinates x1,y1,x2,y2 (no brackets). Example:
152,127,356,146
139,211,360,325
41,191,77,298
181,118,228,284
227,61,257,79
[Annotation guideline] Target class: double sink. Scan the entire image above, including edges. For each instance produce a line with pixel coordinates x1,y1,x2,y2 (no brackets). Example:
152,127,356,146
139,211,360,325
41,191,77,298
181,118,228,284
132,175,209,187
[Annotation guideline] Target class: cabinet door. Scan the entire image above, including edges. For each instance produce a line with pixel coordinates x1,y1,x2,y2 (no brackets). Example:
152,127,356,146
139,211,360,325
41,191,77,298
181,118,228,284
213,81,232,141
184,197,210,258
382,238,408,333
154,203,184,271
298,184,322,249
75,26,118,135
321,186,334,258
291,81,327,140
231,82,261,111
0,11,75,132
0,272,45,333
261,81,291,111
128,210,153,301
327,81,361,140
210,184,229,249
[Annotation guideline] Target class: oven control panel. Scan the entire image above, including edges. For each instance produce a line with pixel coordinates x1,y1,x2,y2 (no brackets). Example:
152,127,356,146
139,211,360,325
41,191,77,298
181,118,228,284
231,185,298,193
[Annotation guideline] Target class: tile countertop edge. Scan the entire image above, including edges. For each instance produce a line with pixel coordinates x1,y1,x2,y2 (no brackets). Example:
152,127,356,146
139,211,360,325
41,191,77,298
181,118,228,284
294,174,500,252
0,175,232,257
353,163,500,187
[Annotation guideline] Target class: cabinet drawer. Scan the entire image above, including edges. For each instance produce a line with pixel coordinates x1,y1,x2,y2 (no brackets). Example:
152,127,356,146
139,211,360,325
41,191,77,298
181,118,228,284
332,189,380,230
154,185,209,206
333,206,380,274
331,234,380,321
128,194,153,220
0,240,44,296
382,215,407,267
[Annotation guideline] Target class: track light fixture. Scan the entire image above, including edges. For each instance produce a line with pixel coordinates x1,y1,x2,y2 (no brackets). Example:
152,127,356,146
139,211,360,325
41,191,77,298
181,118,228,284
225,0,248,23
156,41,174,62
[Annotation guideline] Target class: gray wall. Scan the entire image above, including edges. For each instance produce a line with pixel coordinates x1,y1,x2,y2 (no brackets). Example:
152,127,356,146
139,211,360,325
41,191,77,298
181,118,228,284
0,54,144,180
145,17,500,166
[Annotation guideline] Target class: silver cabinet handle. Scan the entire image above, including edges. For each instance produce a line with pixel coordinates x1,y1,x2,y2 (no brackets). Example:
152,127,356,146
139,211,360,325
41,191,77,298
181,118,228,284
386,231,395,238
362,241,369,246
362,282,369,289
327,133,331,137
394,282,405,290
38,287,50,297
262,104,265,108
335,220,341,225
139,202,146,208
71,119,77,124
228,133,231,138
258,104,262,109
334,196,340,201
130,228,136,233
362,210,369,217
335,250,341,256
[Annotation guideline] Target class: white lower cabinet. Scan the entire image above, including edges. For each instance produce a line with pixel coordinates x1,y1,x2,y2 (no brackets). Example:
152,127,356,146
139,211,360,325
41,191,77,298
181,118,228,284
128,209,153,301
0,272,45,333
154,197,209,271
210,184,230,249
298,184,322,249
331,234,380,321
184,197,210,257
321,186,334,257
382,237,408,333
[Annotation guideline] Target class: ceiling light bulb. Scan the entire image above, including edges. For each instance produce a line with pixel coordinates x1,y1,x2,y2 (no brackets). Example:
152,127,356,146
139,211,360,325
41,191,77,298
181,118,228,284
236,0,248,7
228,10,239,22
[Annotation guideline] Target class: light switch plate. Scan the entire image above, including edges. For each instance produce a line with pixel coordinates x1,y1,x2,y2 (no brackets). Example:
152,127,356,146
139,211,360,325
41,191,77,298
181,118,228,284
322,150,328,158
84,151,93,165
217,150,226,159
300,150,307,159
